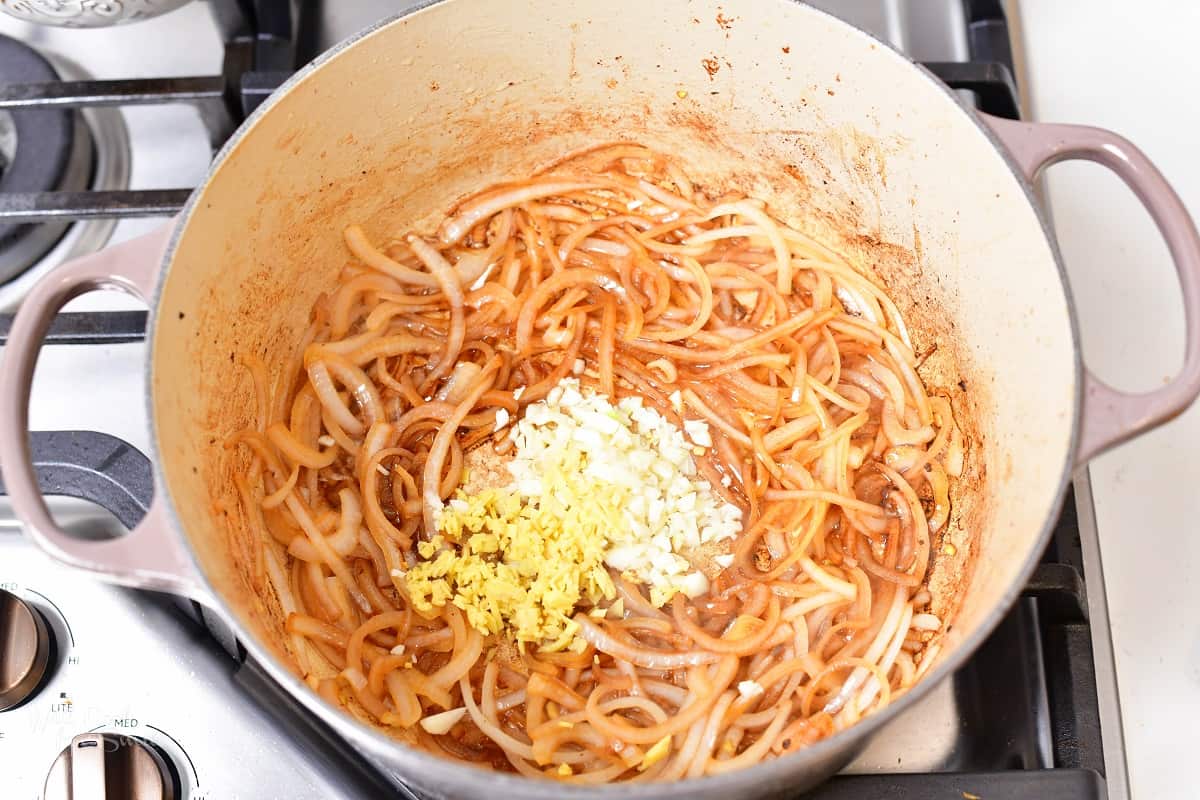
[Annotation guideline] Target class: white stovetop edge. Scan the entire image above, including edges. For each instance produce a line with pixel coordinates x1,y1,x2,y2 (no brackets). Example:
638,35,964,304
1016,2,1200,799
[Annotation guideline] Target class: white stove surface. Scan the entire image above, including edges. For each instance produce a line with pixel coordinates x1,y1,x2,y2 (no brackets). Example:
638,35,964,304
1016,3,1200,799
0,540,370,800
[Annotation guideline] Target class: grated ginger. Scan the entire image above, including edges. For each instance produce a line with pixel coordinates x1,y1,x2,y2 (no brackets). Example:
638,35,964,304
404,378,742,650
406,478,618,651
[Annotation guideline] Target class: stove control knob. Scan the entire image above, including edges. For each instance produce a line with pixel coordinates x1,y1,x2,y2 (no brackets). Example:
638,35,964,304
44,733,180,800
0,587,52,711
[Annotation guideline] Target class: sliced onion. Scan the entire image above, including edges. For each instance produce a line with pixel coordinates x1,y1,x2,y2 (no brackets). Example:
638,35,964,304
407,236,465,383
454,251,491,287
435,361,483,405
343,225,438,287
574,616,720,668
307,361,362,436
439,180,604,244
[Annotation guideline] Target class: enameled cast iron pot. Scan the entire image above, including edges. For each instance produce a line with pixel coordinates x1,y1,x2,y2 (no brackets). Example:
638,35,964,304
4,2,1199,797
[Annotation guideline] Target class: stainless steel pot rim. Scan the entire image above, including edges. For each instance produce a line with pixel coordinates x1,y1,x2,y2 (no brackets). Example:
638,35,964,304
142,2,1084,795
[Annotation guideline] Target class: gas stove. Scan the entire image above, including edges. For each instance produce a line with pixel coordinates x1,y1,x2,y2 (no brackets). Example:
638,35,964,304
0,3,1127,799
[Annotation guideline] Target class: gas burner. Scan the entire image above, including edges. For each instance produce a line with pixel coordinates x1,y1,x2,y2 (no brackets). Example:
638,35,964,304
0,34,84,284
0,34,129,309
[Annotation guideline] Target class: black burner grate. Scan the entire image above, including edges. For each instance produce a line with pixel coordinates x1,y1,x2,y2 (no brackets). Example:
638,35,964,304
0,33,87,283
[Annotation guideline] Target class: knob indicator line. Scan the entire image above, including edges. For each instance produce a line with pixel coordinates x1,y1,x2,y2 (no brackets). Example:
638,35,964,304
145,723,200,788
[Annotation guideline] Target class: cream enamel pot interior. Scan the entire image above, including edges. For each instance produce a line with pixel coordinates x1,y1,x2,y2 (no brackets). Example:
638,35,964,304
4,2,1200,797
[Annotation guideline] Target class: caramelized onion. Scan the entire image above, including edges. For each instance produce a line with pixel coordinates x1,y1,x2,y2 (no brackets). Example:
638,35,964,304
229,144,960,783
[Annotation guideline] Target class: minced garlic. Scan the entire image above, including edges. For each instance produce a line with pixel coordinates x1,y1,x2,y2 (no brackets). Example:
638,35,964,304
419,707,467,735
737,679,765,700
404,379,742,649
510,380,741,605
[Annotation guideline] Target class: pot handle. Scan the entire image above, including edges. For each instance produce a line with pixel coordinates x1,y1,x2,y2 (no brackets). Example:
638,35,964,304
983,113,1200,464
0,222,210,603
